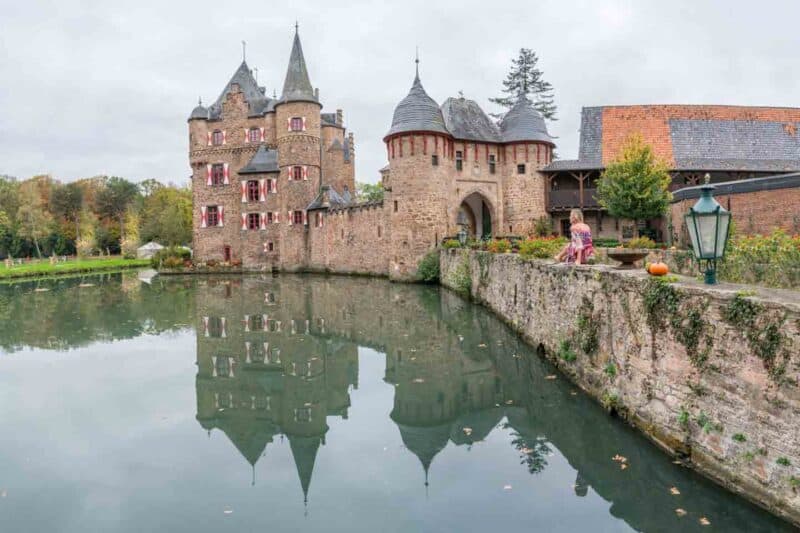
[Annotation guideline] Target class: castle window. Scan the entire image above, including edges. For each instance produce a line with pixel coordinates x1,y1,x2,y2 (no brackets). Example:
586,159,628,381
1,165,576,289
377,226,382,238
314,212,324,228
211,164,225,186
394,200,398,212
212,130,224,146
290,117,303,132
292,166,303,181
455,151,463,171
251,314,264,331
247,212,260,230
431,154,439,166
266,212,275,224
206,205,220,227
247,180,259,202
248,128,261,143
489,155,496,174
292,210,304,225
207,317,224,337
266,241,274,252
517,163,526,174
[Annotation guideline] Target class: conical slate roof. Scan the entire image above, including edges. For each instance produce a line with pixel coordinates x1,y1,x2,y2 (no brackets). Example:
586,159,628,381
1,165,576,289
208,61,271,119
385,70,449,138
499,94,554,144
280,29,318,104
189,98,208,120
289,435,322,502
396,422,451,477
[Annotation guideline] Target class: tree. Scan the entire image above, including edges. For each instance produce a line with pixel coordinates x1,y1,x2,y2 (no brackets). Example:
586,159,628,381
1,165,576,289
16,182,52,257
139,178,164,197
120,209,140,258
140,186,192,246
490,48,557,120
94,176,140,241
356,182,384,203
596,134,672,237
50,182,83,241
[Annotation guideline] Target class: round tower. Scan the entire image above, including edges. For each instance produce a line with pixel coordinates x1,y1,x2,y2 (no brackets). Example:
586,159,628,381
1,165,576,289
274,27,322,268
383,60,453,280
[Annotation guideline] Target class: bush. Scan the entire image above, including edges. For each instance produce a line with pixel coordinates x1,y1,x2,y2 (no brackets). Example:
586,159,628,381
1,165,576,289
533,216,553,237
717,230,800,288
625,236,656,249
442,239,461,249
518,237,567,259
594,237,621,248
486,239,511,254
417,250,440,283
151,245,191,269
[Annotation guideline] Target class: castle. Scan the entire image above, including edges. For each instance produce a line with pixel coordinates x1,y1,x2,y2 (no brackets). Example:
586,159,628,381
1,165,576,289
189,28,555,280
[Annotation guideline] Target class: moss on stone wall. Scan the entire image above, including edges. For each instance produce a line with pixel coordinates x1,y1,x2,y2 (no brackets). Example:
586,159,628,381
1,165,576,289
722,294,789,381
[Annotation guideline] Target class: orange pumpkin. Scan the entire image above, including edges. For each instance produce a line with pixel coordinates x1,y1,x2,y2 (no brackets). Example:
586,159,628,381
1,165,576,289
648,262,669,276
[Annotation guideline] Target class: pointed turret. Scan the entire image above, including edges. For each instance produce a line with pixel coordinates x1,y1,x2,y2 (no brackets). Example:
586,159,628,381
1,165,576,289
279,26,318,105
289,435,322,502
208,60,271,119
384,59,449,139
499,93,554,145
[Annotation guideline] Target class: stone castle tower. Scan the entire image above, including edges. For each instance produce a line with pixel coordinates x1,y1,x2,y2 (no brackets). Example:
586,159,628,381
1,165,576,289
188,27,355,269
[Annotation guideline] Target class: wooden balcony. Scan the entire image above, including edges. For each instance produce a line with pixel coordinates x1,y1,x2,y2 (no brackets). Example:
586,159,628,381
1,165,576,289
547,188,601,211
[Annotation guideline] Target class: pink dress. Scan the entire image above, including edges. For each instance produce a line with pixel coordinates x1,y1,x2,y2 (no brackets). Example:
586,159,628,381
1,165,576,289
567,225,594,264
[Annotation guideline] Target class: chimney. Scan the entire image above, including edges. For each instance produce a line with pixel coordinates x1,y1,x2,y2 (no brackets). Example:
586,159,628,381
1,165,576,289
336,109,343,126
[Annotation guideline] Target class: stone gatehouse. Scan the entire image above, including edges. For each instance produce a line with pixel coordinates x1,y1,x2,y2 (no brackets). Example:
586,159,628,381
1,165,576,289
189,29,555,280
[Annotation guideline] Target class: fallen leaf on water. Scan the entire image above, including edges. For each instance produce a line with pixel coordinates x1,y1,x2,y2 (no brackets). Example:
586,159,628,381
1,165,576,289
670,487,681,495
620,464,628,470
303,402,312,407
462,427,473,436
505,400,514,405
699,517,710,526
34,288,49,292
570,391,578,396
458,336,464,342
412,378,425,383
611,454,627,463
672,460,683,465
503,485,512,490
545,375,557,380
477,343,487,348
675,508,687,517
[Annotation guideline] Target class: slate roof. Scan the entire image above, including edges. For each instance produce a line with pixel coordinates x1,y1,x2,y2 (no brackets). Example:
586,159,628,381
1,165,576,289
499,94,554,144
307,185,351,210
321,113,337,126
543,105,800,173
385,72,449,138
279,30,318,105
440,97,501,142
207,61,273,119
189,99,208,120
239,145,279,174
672,172,800,201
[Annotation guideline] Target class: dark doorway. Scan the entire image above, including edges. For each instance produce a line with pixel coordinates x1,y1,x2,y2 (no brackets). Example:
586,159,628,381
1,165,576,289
223,245,231,262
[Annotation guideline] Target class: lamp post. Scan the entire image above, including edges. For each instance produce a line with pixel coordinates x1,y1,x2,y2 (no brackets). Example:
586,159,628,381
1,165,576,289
684,174,731,285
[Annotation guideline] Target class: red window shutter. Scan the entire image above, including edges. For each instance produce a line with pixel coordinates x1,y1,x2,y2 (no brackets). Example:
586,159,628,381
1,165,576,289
241,213,247,230
288,211,293,225
206,132,212,146
241,181,247,203
302,211,308,225
259,179,266,201
223,163,230,185
320,213,324,228
287,118,292,132
206,164,212,186
218,205,225,227
287,167,292,182
274,211,280,223
260,127,265,142
243,128,249,143
222,131,227,145
301,117,307,131
271,178,277,193
302,166,308,180
200,206,207,228
220,317,227,338
260,212,266,230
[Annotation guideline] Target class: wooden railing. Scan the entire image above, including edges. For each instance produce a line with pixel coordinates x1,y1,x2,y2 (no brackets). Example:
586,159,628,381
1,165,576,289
548,188,600,210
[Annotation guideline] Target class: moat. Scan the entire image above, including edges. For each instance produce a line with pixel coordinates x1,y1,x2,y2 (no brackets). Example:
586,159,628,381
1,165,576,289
0,273,791,532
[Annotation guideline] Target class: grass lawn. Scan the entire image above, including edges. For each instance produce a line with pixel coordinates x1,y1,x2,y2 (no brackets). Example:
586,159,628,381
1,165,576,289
0,257,151,280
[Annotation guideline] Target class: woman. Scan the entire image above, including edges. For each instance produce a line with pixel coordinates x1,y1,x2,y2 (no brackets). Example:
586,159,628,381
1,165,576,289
555,209,594,265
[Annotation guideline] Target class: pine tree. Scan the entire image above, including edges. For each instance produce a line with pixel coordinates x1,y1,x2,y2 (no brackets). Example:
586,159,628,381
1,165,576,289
490,48,557,120
596,134,672,237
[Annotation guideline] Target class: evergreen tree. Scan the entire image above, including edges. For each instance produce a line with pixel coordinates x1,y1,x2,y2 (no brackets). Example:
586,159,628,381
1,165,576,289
596,134,672,237
490,48,557,120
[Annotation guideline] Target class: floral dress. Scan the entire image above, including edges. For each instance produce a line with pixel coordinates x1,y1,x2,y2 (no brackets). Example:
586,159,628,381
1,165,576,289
567,227,594,264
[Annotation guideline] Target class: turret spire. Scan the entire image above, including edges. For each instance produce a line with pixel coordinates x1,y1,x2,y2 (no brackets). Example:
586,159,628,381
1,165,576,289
279,25,318,104
415,47,420,81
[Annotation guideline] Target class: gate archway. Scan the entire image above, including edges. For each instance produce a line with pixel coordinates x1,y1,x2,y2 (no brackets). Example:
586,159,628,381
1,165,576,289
457,192,494,239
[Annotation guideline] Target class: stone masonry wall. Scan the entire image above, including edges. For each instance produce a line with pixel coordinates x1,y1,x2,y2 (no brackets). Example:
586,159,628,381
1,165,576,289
441,250,800,525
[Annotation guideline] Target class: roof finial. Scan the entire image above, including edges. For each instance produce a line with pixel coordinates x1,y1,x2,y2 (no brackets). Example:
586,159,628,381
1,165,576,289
242,40,246,62
198,96,202,106
295,20,299,34
252,464,256,486
415,46,419,78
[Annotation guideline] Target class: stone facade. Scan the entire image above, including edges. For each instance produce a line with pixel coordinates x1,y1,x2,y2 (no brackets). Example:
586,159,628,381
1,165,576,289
190,38,555,280
441,250,800,525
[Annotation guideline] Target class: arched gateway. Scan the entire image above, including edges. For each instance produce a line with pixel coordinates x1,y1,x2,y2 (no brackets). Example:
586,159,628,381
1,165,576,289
457,192,493,240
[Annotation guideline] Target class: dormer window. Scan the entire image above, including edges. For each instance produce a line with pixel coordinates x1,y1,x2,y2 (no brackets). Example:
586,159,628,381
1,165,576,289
212,130,224,146
248,128,261,143
455,151,463,171
290,117,303,131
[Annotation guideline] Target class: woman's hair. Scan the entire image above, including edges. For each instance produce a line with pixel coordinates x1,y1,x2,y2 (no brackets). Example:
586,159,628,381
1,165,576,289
570,209,584,223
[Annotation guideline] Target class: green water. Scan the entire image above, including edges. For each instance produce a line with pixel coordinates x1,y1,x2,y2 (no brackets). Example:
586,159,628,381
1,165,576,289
0,272,791,532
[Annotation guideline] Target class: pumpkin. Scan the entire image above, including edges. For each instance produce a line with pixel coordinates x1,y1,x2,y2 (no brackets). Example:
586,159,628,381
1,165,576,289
648,262,669,276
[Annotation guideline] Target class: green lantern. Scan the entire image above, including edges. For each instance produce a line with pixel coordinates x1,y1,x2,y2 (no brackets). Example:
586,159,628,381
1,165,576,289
684,174,731,285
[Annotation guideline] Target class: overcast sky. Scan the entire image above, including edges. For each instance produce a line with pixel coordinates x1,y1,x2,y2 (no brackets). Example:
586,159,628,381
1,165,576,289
1,0,798,185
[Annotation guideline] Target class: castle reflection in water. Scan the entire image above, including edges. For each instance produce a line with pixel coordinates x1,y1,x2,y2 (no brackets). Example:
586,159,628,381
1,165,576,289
194,275,522,501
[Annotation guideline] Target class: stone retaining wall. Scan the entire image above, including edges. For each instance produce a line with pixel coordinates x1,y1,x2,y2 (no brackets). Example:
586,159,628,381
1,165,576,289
440,249,800,525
